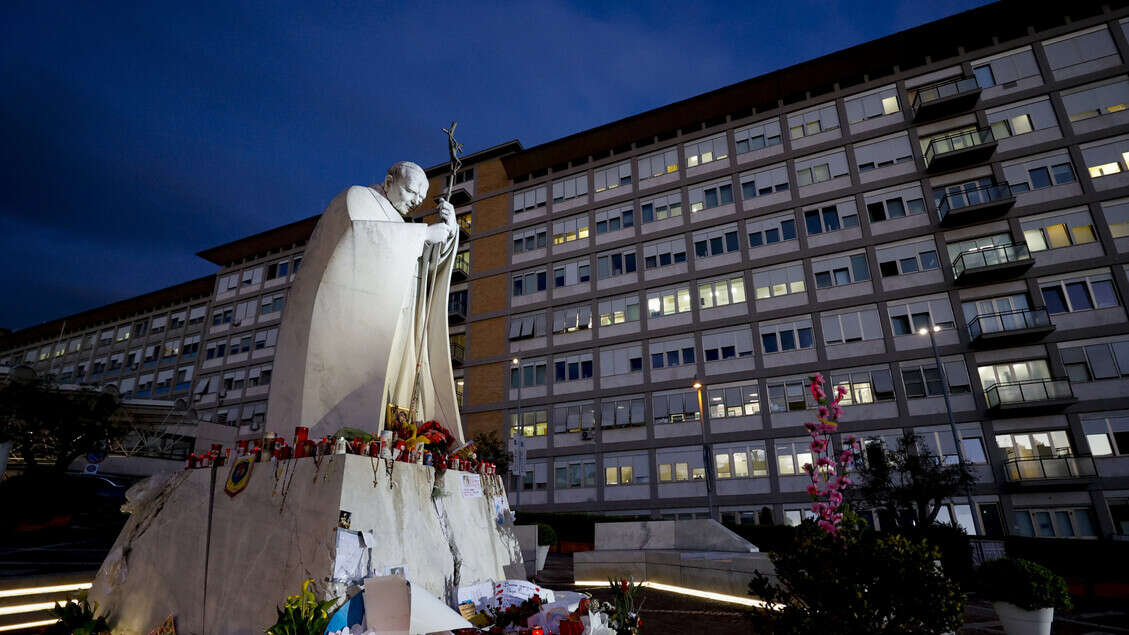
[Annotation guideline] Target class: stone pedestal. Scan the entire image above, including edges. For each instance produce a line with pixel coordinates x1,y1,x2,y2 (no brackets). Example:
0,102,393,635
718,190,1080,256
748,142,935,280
89,455,521,634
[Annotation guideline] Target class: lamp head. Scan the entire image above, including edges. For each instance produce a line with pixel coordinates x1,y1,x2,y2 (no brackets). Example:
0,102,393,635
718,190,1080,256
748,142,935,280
692,381,703,390
511,357,520,366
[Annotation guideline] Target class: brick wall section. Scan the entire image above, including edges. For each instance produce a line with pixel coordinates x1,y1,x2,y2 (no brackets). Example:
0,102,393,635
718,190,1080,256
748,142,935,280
464,410,504,440
465,361,505,406
475,158,508,195
470,274,507,315
469,317,506,358
472,232,508,273
473,194,509,234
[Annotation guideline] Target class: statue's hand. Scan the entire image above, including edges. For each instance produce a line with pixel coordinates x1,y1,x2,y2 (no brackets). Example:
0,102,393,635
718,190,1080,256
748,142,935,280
426,199,458,245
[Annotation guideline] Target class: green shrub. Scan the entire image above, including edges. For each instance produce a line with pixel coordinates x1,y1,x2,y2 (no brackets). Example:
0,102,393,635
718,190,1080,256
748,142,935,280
266,578,340,635
977,557,1072,611
49,594,111,635
536,522,558,547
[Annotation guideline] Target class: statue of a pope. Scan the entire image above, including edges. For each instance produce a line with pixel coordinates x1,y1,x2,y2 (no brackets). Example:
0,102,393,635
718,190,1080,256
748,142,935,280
265,161,463,444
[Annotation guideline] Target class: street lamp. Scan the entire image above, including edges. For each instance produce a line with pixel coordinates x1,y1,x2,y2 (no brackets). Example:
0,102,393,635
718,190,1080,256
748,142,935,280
919,325,984,539
511,357,523,509
692,381,719,522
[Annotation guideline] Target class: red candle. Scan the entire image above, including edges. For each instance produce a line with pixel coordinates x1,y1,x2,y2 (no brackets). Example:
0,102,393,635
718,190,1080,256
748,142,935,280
294,426,309,445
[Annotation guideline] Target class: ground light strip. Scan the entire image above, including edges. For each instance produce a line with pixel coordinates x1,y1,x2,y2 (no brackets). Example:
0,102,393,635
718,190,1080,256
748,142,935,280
0,601,73,616
573,580,781,609
0,582,92,598
0,619,62,632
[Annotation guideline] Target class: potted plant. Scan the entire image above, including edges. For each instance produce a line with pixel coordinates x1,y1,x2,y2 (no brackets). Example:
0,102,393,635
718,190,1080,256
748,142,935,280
977,557,1072,635
48,594,112,635
267,578,340,635
535,522,557,572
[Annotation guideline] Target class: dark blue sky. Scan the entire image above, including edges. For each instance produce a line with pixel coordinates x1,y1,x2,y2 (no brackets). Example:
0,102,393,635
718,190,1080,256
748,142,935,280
0,0,990,331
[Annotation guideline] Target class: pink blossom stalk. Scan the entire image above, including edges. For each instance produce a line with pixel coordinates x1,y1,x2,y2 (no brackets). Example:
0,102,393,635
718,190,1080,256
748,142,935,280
802,374,860,536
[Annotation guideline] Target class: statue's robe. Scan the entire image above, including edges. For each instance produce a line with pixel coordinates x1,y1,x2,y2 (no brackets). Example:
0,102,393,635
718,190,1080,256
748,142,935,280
265,185,463,443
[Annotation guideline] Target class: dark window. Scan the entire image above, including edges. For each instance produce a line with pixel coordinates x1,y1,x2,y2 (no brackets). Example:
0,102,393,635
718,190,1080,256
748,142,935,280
805,210,823,235
1051,163,1075,184
973,65,995,88
815,271,833,288
851,254,871,282
1029,167,1052,189
1066,282,1093,311
886,198,906,218
781,220,796,240
780,331,796,351
749,232,764,247
868,202,887,222
1042,286,1069,314
822,207,840,231
880,261,899,277
764,228,779,243
761,334,778,353
798,328,813,348
891,315,911,335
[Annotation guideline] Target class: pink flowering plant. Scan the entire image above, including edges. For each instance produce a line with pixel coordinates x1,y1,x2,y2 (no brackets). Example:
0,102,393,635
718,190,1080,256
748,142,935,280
802,373,860,536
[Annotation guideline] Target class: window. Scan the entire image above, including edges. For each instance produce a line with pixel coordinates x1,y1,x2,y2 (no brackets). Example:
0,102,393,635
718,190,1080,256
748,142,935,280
1013,508,1097,538
845,84,900,123
767,377,815,413
740,164,789,199
715,442,769,479
594,161,632,193
866,185,926,222
554,353,593,383
599,294,641,326
552,306,591,334
228,335,252,355
1083,413,1129,456
996,430,1074,462
901,359,972,398
205,339,227,360
168,312,186,330
511,269,547,296
509,312,547,340
787,102,839,139
946,232,1014,267
551,173,587,203
804,203,858,235
830,367,895,405
512,227,547,253
595,205,634,234
1041,271,1119,314
1103,199,1129,237
513,185,547,214
241,267,263,287
877,239,939,277
640,191,683,223
854,134,914,172
795,150,849,185
977,359,1052,392
684,134,728,167
1061,339,1129,382
253,328,278,350
646,285,692,317
188,305,207,325
1060,76,1129,122
657,448,705,482
596,248,637,279
650,337,696,369
600,395,646,428
260,294,285,316
162,340,180,359
643,237,687,269
775,438,815,476
292,255,302,273
973,64,996,88
753,263,805,299
822,307,883,344
970,47,1040,89
1081,135,1129,179
1042,26,1118,74
747,213,796,248
931,177,995,213
759,319,813,354
510,360,547,388
652,389,701,424
706,382,761,417
734,119,782,154
637,147,679,181
550,402,596,431
604,452,650,486
218,273,238,292
697,274,746,309
600,343,643,377
693,224,740,258
689,180,734,212
555,459,598,488
1003,152,1076,193
703,327,754,360
887,295,955,335
812,252,870,289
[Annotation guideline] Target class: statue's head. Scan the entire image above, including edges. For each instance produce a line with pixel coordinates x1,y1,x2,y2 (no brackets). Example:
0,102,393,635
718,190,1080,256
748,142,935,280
383,161,428,216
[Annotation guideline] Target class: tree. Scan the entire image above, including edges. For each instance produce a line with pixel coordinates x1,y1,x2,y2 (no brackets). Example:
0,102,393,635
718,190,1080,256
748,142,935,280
0,376,130,473
853,432,976,530
472,429,510,476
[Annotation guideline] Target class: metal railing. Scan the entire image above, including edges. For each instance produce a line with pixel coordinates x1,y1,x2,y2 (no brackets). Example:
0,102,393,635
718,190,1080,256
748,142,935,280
912,75,981,111
453,256,470,277
450,342,465,364
952,242,1032,279
985,377,1074,409
1004,455,1096,481
924,127,996,167
937,182,1013,221
967,307,1052,340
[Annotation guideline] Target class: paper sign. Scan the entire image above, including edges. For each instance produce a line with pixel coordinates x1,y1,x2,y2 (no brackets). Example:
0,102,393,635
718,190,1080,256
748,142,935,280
493,579,554,609
457,580,495,610
461,473,483,498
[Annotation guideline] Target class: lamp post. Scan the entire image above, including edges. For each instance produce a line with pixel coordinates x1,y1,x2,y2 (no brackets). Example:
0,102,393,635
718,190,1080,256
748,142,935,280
919,326,984,539
512,357,523,509
693,381,718,522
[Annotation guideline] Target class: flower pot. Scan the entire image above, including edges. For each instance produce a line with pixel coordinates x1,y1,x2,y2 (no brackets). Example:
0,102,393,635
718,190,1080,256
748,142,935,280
536,544,549,571
993,601,1053,635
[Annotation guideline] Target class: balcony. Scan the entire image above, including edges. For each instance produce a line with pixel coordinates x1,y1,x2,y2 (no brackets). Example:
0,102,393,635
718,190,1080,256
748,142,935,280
968,308,1055,347
457,216,471,241
1004,455,1097,482
448,295,467,325
951,243,1033,285
923,127,997,173
452,255,469,283
937,183,1016,227
450,342,465,367
912,75,982,122
985,378,1076,412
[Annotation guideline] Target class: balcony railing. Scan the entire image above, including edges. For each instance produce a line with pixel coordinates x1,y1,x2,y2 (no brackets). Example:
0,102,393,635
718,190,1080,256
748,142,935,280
967,308,1054,344
450,342,465,366
452,256,469,281
448,295,468,324
952,243,1033,283
936,182,1015,226
1004,455,1097,482
912,76,982,121
985,378,1075,410
923,127,997,172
